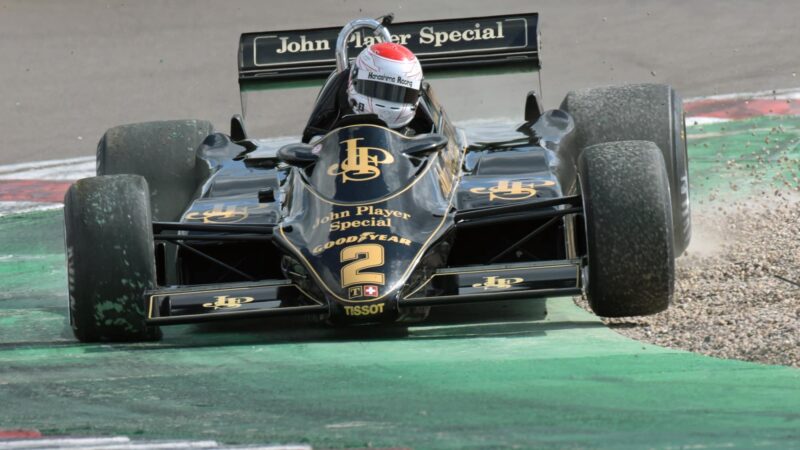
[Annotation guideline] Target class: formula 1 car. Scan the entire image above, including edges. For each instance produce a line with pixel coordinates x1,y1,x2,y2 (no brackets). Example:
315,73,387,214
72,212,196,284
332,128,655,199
64,13,691,342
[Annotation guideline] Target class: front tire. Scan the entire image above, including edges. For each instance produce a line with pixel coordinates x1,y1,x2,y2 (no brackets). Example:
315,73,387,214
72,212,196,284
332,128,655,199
64,175,161,342
579,141,675,317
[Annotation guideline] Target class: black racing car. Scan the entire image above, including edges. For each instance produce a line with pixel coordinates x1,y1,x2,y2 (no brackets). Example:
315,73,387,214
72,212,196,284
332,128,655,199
64,13,690,342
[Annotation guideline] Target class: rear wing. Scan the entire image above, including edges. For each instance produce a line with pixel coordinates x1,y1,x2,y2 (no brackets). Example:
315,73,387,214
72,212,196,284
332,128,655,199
238,13,540,91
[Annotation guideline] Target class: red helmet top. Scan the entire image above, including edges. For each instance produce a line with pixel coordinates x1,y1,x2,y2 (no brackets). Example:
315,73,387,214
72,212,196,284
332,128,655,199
369,42,417,62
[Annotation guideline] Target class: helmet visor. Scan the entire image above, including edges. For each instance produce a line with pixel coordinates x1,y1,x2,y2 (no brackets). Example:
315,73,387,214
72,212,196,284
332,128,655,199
355,79,420,104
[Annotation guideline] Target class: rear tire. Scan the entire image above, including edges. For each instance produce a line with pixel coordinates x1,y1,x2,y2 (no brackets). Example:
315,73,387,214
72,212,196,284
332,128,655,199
97,120,214,221
64,175,161,342
562,84,691,255
579,141,674,317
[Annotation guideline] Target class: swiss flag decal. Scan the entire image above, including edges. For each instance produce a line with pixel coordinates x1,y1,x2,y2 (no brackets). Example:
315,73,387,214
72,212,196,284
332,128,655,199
363,285,379,297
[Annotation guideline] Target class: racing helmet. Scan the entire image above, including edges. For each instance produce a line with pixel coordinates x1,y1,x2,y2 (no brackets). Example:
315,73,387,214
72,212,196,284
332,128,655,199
347,42,423,129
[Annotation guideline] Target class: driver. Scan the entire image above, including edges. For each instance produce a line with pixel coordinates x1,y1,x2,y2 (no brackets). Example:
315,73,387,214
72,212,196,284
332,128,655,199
346,42,423,133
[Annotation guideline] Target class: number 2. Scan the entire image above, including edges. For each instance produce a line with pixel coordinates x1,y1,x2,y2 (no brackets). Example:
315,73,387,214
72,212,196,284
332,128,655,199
340,244,384,287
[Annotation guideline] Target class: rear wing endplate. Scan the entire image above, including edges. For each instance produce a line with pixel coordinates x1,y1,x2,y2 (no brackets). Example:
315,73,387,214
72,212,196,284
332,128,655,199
238,13,540,91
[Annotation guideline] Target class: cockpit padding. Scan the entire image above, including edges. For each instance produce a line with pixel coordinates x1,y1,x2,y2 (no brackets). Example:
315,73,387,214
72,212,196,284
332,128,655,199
302,71,350,143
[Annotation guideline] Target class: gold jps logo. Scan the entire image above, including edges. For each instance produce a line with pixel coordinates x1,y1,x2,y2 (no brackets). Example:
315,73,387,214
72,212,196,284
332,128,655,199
472,276,524,290
185,204,250,223
327,138,394,183
202,295,255,310
469,180,556,201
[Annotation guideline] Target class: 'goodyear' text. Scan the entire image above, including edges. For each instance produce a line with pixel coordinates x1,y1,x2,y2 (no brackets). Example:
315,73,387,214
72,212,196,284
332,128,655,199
312,232,411,255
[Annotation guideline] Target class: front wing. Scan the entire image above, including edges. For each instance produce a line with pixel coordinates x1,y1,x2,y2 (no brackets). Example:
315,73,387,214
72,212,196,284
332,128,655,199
144,259,582,325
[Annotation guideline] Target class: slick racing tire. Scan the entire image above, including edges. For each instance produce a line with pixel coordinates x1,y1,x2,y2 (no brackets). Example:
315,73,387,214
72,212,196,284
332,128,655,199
64,175,162,342
97,119,214,222
561,84,691,256
578,141,675,317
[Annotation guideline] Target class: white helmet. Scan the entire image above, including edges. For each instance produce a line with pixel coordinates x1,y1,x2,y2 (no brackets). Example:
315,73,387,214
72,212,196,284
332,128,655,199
347,42,423,129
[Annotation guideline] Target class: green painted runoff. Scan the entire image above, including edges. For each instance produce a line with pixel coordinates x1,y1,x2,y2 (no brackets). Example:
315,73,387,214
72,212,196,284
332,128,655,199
687,115,800,198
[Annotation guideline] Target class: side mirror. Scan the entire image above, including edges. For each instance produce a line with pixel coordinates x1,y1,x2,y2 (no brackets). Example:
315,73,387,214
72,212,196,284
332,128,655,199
524,91,543,123
277,143,319,167
403,133,448,157
231,114,248,141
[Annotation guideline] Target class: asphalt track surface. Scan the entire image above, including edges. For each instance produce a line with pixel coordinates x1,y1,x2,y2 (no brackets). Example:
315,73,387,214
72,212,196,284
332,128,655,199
2,0,800,164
